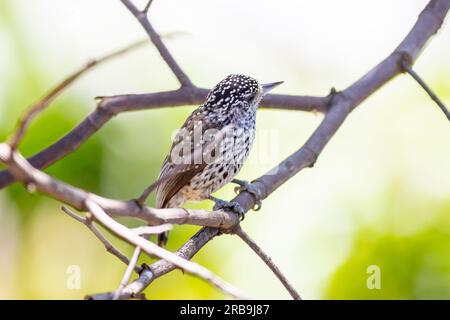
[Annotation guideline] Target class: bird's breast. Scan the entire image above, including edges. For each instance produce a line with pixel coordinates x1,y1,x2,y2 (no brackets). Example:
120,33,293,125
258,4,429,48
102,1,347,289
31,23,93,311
187,125,255,198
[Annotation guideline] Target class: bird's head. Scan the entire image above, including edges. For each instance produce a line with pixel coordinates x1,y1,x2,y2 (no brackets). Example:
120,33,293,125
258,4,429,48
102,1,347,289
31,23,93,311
203,74,283,121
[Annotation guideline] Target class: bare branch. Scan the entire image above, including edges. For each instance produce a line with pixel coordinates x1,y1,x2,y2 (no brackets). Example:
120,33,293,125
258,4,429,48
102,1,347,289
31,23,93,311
84,199,251,300
143,0,154,14
61,205,142,273
0,90,327,190
234,226,301,300
401,59,450,121
120,220,172,295
113,246,142,300
132,224,173,236
61,205,85,223
7,39,149,150
0,142,241,229
121,0,193,87
1,0,449,300
0,142,250,299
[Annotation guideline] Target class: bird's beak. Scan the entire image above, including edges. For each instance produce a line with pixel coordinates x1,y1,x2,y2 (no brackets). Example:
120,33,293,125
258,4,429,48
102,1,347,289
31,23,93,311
261,81,284,95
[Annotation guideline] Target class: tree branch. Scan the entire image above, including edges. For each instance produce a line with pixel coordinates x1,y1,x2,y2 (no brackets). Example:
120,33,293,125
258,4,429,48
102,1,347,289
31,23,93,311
234,226,301,300
0,143,242,230
84,199,251,299
0,9,328,188
7,39,149,150
86,227,220,300
113,246,143,300
0,143,251,299
0,1,330,188
143,0,154,15
401,60,450,121
61,205,142,273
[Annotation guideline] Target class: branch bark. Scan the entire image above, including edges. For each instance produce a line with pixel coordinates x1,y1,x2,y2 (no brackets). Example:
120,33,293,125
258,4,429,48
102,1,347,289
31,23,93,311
0,0,329,189
401,60,450,121
234,226,301,300
112,245,143,299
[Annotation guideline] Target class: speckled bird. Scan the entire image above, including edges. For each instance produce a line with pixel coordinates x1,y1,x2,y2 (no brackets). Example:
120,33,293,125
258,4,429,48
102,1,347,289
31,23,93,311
155,74,283,245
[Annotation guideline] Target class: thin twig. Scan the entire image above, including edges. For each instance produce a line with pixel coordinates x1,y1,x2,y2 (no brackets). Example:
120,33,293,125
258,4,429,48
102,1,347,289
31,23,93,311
0,142,241,229
401,60,450,121
88,227,220,300
7,39,149,150
143,0,154,14
84,199,252,300
0,0,448,301
120,0,193,87
61,205,142,273
132,224,173,236
125,222,173,294
94,0,450,299
113,246,142,300
234,226,301,300
117,221,172,298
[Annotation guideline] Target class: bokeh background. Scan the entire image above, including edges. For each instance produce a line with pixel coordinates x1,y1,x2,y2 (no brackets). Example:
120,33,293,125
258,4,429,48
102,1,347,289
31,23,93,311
0,0,449,299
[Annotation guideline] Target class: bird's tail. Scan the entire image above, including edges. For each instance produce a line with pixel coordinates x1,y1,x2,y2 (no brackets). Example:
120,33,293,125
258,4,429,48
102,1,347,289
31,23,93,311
157,231,169,247
156,199,170,248
143,173,170,247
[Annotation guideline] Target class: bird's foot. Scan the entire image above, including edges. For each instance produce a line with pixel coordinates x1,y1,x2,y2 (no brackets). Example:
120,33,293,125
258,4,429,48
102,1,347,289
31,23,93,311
232,179,263,211
209,196,245,221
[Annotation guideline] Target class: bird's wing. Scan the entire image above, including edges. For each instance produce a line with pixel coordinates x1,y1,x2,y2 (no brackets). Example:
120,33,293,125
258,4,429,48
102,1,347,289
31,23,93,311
156,108,228,208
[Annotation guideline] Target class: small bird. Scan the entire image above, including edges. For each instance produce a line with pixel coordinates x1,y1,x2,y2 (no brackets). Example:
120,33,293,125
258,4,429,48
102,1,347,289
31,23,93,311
155,74,283,246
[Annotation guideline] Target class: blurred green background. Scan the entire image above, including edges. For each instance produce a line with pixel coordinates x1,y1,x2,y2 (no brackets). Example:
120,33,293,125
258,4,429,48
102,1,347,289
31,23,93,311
0,0,449,299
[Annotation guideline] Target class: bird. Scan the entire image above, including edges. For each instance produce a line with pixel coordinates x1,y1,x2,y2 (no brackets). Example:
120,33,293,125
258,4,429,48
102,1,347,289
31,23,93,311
153,74,283,246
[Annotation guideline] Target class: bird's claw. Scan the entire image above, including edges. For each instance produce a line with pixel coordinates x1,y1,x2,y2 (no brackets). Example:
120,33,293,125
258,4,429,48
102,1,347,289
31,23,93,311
211,197,246,221
232,179,263,211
